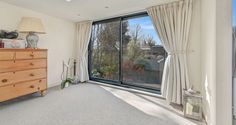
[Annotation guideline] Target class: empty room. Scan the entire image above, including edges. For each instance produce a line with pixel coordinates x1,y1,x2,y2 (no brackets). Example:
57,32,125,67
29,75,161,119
0,0,233,125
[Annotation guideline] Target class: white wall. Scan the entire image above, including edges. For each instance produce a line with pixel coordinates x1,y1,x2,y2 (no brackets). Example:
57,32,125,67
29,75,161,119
201,0,232,124
188,0,201,92
0,1,76,87
201,0,216,123
215,0,232,124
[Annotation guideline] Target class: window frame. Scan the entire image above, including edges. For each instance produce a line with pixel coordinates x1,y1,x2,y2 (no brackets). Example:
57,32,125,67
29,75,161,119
88,12,163,94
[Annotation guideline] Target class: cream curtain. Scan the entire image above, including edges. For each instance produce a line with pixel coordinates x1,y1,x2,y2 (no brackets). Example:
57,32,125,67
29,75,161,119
147,0,193,104
76,21,92,82
233,26,236,116
233,27,236,77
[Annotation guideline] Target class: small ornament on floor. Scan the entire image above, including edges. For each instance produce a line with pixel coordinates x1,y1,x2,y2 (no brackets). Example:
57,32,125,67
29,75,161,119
183,87,203,121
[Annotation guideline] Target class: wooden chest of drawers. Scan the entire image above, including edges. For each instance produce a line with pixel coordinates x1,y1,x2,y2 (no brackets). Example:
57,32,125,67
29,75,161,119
0,49,47,102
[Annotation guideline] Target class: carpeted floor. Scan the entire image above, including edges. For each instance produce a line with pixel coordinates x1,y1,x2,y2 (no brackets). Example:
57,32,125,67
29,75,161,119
0,83,177,125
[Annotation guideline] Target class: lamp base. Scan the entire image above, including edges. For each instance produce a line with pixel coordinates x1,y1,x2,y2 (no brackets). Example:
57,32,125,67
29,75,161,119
26,32,39,48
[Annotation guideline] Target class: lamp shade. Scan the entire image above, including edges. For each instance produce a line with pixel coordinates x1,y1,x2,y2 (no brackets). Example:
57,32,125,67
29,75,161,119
18,17,46,34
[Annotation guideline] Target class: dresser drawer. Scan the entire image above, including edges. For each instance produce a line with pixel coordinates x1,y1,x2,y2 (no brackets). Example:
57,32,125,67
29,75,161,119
14,59,47,71
0,84,17,102
15,51,47,60
0,59,47,73
0,61,15,73
0,51,15,60
14,69,47,83
14,80,42,97
15,51,34,60
33,51,47,59
0,79,47,102
0,72,14,87
37,79,47,90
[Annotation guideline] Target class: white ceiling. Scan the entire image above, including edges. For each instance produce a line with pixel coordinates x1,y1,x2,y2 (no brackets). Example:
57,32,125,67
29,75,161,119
0,0,176,22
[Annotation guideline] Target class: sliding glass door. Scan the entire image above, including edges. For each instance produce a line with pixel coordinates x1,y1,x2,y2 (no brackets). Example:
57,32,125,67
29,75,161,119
89,19,120,82
89,13,166,91
121,16,166,90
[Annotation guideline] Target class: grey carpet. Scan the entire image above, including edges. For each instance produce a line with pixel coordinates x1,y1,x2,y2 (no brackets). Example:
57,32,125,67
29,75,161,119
0,83,175,125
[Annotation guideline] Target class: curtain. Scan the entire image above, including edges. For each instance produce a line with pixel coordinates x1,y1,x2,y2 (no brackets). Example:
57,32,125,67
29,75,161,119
147,0,193,104
233,26,236,117
76,21,92,82
233,27,236,77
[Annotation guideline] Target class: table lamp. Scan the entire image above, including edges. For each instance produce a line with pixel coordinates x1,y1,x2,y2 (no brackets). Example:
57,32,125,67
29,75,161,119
18,17,46,48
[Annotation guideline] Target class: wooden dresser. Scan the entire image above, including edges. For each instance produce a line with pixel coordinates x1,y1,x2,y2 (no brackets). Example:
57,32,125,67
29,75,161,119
0,49,47,102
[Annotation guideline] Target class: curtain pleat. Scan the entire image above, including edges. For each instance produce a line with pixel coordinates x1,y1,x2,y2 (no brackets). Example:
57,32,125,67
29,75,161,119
147,0,193,104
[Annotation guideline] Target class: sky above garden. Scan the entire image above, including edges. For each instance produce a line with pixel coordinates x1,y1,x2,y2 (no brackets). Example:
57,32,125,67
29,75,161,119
234,0,236,26
128,16,161,45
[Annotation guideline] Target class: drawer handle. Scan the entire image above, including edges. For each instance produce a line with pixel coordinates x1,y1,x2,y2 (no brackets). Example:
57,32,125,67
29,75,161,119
1,79,8,83
30,85,35,88
29,73,35,77
39,80,42,82
30,54,34,57
30,63,34,66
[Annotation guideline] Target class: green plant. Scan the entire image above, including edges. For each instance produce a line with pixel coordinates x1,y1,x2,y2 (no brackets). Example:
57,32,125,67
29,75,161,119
134,58,150,70
98,65,117,78
61,78,74,89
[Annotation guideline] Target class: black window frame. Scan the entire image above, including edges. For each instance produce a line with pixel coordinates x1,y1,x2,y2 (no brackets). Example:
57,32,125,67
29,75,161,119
88,12,164,94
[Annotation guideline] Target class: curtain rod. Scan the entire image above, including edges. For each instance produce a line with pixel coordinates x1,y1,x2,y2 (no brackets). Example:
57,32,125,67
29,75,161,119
149,0,194,8
93,9,146,22
92,0,194,22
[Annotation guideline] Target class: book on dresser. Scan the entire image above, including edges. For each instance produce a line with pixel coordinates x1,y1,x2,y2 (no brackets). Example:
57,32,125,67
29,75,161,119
0,48,47,102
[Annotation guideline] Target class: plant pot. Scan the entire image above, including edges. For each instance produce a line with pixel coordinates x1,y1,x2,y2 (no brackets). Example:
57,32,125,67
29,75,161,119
65,82,69,88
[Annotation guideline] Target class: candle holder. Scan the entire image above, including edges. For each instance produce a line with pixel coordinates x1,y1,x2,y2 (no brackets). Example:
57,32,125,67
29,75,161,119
183,89,203,121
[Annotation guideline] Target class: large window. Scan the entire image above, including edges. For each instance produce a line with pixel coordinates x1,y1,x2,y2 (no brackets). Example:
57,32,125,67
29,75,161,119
89,20,120,82
89,13,166,91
